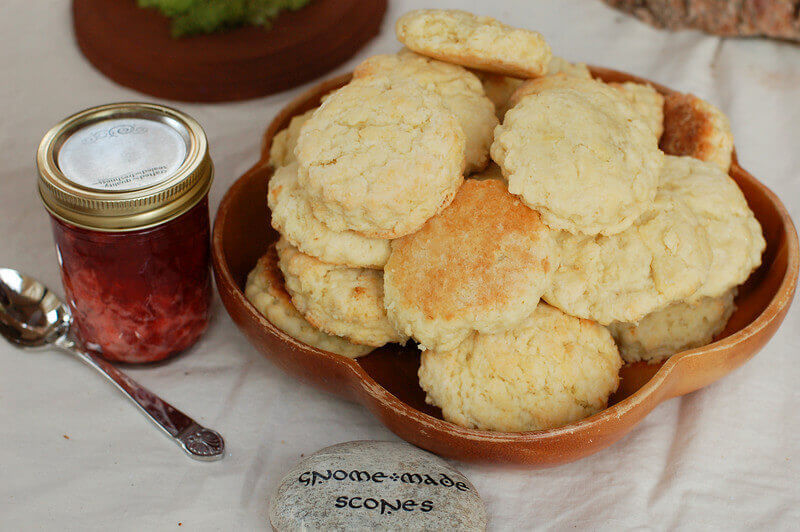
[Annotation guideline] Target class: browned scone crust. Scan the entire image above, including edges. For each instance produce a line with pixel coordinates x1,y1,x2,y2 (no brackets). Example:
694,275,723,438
384,179,559,351
660,92,734,172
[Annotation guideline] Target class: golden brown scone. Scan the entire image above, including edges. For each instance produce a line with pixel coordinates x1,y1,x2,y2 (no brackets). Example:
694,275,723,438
277,238,406,347
660,92,734,172
268,108,316,168
609,81,665,139
506,73,579,109
384,179,559,352
419,303,622,432
267,163,391,269
494,76,663,236
295,77,466,239
475,56,590,119
395,9,552,78
354,50,498,174
547,56,592,78
608,289,736,364
659,155,764,300
245,248,373,358
543,191,712,325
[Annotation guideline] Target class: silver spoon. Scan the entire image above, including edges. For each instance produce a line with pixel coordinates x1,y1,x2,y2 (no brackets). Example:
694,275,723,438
0,267,224,461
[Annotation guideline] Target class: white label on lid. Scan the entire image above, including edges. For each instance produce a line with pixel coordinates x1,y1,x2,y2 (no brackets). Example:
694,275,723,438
57,118,188,191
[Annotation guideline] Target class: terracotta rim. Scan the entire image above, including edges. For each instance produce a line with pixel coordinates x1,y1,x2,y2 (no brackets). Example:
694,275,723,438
213,68,799,448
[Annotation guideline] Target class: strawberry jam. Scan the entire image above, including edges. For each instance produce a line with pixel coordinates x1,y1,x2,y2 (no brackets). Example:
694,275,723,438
51,199,211,363
38,103,214,363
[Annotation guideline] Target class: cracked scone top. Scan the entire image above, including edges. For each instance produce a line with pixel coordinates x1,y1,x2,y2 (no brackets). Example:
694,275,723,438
608,289,736,364
660,92,734,172
493,76,664,235
609,81,665,139
544,191,713,325
418,303,622,432
395,9,552,78
245,247,372,359
295,76,465,239
276,238,406,347
659,155,764,300
384,179,559,352
354,50,498,174
268,163,391,269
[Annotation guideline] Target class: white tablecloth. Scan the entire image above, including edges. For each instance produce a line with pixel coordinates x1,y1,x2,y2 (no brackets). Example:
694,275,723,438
2,1,799,530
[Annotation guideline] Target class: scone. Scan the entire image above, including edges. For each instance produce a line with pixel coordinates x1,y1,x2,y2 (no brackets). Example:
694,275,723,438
385,179,558,352
268,108,316,168
659,155,765,299
493,76,663,235
418,303,622,432
661,92,734,172
245,248,372,358
608,289,736,364
610,81,664,139
543,191,713,325
395,9,552,78
547,55,592,79
354,50,498,174
268,163,391,269
276,238,406,347
475,56,590,119
474,71,523,119
295,77,466,239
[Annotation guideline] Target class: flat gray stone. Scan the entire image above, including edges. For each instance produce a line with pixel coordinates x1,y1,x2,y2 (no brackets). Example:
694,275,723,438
269,440,487,531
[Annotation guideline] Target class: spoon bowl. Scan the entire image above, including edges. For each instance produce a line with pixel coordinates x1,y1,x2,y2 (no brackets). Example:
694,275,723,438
0,268,71,349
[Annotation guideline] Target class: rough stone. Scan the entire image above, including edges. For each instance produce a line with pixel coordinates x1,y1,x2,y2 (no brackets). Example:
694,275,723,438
268,441,487,531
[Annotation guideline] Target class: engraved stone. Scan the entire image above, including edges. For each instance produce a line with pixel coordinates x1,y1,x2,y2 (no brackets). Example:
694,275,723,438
268,441,487,531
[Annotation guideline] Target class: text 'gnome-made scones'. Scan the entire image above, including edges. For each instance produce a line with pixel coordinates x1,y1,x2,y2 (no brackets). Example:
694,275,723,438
385,179,559,352
396,9,552,78
544,191,713,325
419,304,622,432
245,248,373,359
354,50,498,175
268,163,391,269
295,76,466,239
277,238,406,347
609,289,736,364
659,155,765,300
492,76,664,236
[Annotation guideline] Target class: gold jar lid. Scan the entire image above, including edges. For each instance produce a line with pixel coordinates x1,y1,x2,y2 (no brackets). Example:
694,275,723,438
37,102,213,232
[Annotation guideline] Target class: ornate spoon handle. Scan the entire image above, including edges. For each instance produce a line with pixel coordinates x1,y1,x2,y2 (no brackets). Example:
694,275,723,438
58,337,224,461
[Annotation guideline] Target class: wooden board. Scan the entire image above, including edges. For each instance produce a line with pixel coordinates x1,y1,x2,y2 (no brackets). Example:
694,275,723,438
72,0,387,102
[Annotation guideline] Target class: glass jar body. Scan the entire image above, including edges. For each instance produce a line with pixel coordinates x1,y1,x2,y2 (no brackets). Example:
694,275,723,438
50,198,212,363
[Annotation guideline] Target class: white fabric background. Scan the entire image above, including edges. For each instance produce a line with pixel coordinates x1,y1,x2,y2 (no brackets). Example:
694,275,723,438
1,1,799,530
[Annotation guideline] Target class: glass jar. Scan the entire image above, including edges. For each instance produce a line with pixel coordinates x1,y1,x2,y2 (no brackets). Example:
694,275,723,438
37,103,213,363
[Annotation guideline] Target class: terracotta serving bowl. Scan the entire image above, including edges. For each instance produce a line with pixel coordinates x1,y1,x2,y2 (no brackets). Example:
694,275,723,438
212,69,799,466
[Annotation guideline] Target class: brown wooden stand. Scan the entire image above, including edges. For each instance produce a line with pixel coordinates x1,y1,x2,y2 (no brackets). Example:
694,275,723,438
72,0,387,102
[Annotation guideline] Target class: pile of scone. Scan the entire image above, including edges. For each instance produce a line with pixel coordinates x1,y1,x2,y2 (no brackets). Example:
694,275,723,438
246,9,766,432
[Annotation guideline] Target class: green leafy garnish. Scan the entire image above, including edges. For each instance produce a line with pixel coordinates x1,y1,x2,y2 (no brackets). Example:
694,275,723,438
137,0,313,38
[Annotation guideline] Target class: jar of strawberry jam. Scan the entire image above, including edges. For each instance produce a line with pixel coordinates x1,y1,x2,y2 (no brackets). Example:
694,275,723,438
37,103,213,363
